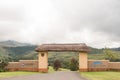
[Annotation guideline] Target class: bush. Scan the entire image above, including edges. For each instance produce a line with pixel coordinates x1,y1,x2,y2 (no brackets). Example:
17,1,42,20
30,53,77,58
53,59,61,71
69,58,78,71
0,61,8,72
104,48,119,61
61,61,70,69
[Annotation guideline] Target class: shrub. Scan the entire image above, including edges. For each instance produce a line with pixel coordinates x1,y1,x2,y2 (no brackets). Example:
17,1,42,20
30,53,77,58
53,59,61,71
69,58,78,71
61,61,70,69
104,48,119,61
0,61,8,72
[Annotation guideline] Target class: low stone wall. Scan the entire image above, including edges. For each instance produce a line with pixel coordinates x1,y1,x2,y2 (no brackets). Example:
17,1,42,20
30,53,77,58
6,60,38,72
6,62,20,71
6,60,120,72
88,60,109,71
19,60,38,71
109,62,120,71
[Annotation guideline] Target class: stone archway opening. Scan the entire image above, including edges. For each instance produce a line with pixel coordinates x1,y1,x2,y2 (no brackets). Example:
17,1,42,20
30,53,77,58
48,51,79,71
35,43,90,73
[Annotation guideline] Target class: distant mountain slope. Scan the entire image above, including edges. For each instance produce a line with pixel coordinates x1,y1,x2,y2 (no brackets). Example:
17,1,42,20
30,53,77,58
0,40,120,62
0,46,11,61
5,46,37,60
0,40,36,61
111,47,120,51
89,47,104,54
0,40,31,47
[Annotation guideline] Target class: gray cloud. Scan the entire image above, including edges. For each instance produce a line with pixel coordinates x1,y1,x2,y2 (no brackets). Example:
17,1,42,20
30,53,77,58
51,0,120,46
0,0,120,48
0,8,24,22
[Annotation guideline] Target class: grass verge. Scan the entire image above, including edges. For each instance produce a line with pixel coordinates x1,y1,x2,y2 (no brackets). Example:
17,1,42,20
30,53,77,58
81,72,120,80
48,66,70,73
0,71,39,78
0,66,69,78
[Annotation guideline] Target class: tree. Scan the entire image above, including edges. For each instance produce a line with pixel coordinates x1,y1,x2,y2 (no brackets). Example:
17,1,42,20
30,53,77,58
0,55,9,72
0,61,8,72
104,48,119,61
69,58,78,71
53,59,61,71
61,61,70,69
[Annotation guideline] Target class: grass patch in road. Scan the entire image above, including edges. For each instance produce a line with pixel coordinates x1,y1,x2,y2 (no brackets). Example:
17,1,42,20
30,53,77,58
81,72,120,80
48,66,70,73
48,66,55,72
0,71,39,78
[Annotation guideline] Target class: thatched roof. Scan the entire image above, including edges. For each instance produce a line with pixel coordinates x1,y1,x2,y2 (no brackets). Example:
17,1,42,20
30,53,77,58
35,43,90,52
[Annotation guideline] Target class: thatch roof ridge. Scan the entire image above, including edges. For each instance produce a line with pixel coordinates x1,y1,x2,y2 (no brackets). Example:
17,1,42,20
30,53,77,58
41,43,86,45
35,43,90,52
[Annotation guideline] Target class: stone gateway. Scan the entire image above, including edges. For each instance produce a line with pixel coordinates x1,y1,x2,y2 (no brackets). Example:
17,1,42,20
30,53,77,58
7,43,120,72
35,43,90,72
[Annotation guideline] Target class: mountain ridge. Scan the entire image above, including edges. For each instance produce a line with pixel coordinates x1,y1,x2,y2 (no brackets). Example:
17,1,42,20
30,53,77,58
0,40,120,61
0,40,32,47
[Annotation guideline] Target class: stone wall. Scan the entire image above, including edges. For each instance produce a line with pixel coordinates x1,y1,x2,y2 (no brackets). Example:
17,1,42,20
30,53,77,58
6,62,20,71
88,60,109,71
109,62,120,71
19,60,38,71
6,60,38,72
88,60,120,71
6,60,120,72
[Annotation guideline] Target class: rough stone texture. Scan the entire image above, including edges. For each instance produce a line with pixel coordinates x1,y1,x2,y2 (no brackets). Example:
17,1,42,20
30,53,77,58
7,60,120,72
88,60,109,71
0,71,88,80
6,60,38,72
79,68,88,72
109,62,120,70
38,68,48,73
6,62,20,71
79,52,88,72
38,52,48,72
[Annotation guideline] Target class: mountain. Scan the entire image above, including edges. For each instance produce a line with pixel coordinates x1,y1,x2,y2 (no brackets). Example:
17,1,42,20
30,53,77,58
5,45,37,61
89,47,104,54
0,40,31,47
0,46,10,61
111,47,120,51
0,40,37,61
0,40,120,62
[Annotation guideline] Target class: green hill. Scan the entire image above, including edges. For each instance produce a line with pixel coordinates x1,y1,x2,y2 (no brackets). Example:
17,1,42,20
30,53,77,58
4,46,37,61
0,46,11,61
0,40,31,47
0,40,120,63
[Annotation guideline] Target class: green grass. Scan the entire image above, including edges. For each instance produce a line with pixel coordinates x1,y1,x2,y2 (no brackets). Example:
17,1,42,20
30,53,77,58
48,66,55,72
2,69,120,80
48,66,70,73
0,66,69,78
0,71,39,78
81,72,120,80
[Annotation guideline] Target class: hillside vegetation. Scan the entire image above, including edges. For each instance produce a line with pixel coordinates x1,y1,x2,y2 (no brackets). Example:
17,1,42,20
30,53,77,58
0,40,120,68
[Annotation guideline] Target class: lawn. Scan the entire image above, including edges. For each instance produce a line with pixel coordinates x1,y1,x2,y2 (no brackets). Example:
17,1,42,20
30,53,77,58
1,68,119,80
0,71,39,78
0,66,69,78
81,72,120,80
48,66,70,73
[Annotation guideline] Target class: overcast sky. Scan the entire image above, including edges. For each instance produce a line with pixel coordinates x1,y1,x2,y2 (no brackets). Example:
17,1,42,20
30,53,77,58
0,0,120,48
